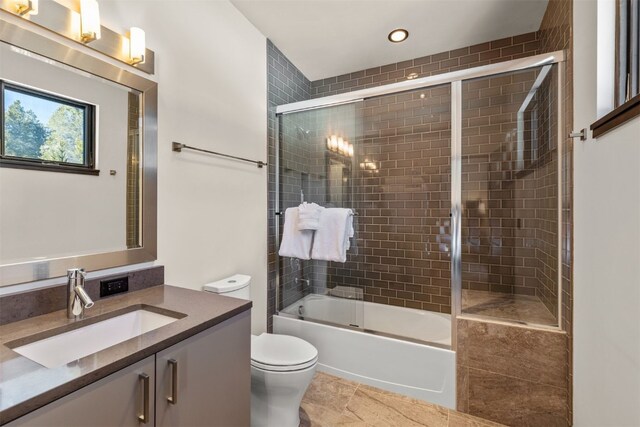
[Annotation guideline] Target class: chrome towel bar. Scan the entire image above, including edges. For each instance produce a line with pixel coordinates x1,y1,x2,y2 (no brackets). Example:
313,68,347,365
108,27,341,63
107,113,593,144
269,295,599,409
172,142,267,168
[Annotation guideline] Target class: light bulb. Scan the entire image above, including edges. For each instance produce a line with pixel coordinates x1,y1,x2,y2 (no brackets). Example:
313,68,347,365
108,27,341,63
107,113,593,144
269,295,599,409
80,0,101,42
129,27,146,65
330,135,338,150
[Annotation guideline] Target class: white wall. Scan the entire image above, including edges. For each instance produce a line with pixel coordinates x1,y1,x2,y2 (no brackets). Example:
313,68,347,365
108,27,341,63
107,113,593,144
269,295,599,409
99,0,268,334
0,1,269,334
573,0,640,425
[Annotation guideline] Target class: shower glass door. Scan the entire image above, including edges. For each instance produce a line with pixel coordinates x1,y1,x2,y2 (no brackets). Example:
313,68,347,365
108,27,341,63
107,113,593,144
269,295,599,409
277,102,364,329
458,64,561,327
277,84,454,346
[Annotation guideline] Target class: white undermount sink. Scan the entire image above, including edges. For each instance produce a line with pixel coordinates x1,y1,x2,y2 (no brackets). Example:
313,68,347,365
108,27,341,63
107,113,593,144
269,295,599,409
12,309,179,369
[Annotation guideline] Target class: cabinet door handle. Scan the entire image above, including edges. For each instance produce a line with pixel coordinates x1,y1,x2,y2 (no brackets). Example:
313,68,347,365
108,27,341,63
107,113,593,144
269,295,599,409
167,359,178,405
138,373,150,424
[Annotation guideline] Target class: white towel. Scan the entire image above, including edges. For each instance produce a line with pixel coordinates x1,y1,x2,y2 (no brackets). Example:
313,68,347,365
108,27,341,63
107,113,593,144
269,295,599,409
311,208,354,263
297,202,325,230
278,207,313,260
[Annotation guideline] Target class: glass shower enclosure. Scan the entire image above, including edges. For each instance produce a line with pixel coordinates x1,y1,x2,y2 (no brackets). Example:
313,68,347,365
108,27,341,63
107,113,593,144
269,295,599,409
275,52,565,347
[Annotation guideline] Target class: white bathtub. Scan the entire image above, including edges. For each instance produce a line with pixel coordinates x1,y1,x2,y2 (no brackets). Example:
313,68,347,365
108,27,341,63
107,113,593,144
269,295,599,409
274,294,456,408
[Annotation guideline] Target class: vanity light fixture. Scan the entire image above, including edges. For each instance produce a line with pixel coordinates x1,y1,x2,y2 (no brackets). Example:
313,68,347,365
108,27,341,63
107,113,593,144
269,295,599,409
129,27,146,65
13,0,37,16
388,29,408,43
80,0,101,43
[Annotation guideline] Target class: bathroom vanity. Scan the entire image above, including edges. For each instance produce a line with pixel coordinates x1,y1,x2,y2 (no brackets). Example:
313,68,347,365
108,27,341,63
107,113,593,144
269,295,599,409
0,286,251,426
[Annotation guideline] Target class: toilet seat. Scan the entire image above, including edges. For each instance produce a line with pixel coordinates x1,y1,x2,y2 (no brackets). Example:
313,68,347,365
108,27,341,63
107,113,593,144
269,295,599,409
251,334,318,372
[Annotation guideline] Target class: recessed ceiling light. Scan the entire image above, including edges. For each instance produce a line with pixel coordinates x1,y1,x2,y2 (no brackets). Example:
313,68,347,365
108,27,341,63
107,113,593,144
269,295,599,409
388,29,409,43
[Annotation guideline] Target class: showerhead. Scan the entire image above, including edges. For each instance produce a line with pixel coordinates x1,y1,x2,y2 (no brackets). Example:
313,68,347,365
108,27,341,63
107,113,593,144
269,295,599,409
296,126,310,137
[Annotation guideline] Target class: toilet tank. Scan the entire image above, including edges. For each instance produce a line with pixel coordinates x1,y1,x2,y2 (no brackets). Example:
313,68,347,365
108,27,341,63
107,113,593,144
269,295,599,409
203,274,251,300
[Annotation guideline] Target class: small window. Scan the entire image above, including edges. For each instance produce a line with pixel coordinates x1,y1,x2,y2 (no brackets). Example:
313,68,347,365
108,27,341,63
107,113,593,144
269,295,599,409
0,81,96,174
591,0,640,137
616,0,640,105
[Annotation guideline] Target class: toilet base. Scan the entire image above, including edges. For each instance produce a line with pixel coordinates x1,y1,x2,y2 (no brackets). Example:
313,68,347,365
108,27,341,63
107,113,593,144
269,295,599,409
250,363,316,427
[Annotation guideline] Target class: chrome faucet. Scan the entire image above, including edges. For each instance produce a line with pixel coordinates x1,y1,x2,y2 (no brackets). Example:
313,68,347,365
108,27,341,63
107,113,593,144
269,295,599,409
67,268,94,319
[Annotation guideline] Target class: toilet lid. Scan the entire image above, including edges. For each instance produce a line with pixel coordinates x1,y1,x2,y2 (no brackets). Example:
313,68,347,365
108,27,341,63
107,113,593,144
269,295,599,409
251,334,318,371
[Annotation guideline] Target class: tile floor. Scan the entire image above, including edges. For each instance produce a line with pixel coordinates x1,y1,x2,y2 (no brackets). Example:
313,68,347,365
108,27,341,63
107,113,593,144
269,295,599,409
300,372,504,427
461,289,558,326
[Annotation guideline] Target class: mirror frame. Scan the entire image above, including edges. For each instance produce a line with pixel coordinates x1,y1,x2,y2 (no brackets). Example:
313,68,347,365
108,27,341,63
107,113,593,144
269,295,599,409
0,19,158,286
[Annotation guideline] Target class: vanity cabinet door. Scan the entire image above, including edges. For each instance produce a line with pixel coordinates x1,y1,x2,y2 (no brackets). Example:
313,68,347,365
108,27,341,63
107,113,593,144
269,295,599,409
6,356,155,427
155,310,250,427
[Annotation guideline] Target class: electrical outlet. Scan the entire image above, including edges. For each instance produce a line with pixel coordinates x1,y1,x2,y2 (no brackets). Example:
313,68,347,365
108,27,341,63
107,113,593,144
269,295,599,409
100,276,129,297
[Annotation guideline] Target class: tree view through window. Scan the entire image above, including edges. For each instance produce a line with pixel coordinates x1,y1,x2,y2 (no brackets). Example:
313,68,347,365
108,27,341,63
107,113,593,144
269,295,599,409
1,83,94,169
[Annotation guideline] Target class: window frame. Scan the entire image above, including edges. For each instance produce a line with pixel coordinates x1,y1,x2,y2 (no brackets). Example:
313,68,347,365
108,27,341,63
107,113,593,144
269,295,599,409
592,0,640,137
0,80,98,175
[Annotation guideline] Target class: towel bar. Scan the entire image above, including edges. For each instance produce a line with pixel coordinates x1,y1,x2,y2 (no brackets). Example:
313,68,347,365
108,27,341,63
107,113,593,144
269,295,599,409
274,210,358,216
172,142,267,168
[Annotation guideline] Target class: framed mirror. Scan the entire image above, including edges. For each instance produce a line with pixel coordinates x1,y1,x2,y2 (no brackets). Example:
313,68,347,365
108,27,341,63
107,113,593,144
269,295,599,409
0,19,157,286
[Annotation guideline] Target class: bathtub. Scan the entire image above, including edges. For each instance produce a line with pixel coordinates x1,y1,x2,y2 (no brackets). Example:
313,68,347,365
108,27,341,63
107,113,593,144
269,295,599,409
274,294,456,408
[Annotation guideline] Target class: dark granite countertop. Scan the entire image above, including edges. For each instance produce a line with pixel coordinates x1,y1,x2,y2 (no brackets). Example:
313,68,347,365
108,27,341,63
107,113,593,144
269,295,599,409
0,285,251,425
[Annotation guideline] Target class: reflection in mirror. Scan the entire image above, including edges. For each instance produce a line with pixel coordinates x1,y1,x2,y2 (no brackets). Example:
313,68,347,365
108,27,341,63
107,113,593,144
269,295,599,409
327,156,351,207
0,41,143,266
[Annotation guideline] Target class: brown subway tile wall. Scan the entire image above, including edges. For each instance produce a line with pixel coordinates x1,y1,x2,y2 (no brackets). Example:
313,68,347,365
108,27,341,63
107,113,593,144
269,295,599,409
539,0,574,423
126,92,141,248
326,87,453,312
460,66,560,326
310,33,539,98
267,40,312,332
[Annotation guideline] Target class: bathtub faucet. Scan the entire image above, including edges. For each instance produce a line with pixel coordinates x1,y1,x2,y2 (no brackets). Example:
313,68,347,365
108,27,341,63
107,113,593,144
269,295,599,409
295,277,311,290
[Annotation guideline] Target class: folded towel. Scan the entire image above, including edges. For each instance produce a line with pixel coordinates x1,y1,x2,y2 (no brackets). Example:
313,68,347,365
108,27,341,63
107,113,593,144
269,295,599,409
297,202,325,230
278,207,313,260
311,208,354,263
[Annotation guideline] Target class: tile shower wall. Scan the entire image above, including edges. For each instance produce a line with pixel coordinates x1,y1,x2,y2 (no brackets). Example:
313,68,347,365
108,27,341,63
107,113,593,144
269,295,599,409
328,87,453,313
539,0,574,423
304,33,543,315
311,32,539,98
456,1,573,425
460,67,560,319
266,40,312,332
267,33,549,329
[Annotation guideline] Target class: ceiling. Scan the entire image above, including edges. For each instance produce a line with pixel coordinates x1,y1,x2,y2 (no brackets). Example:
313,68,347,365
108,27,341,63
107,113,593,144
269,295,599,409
231,0,549,81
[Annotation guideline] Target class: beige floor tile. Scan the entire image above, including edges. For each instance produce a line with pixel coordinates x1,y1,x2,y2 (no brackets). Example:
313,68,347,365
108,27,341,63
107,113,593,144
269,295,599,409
302,372,359,414
448,411,505,427
344,387,449,427
301,372,505,427
300,400,350,427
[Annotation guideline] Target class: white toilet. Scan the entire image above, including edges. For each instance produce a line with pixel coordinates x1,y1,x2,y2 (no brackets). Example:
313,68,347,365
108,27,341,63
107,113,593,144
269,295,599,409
203,275,318,427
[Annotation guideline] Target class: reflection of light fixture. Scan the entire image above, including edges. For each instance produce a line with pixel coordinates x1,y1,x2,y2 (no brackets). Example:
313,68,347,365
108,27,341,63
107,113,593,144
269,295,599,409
327,134,353,158
13,0,37,15
360,159,378,172
80,0,101,43
388,29,409,43
129,27,146,65
406,72,419,80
